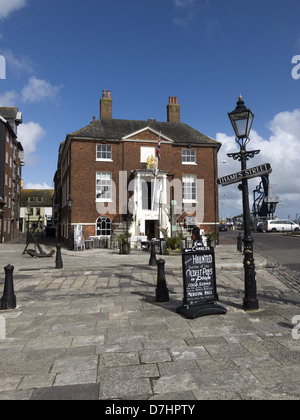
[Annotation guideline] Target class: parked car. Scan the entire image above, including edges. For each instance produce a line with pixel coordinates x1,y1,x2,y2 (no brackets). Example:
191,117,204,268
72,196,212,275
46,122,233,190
263,219,300,232
219,223,228,231
256,222,263,232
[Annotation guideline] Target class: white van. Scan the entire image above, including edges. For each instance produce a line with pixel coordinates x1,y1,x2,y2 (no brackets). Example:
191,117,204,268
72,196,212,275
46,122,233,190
264,219,300,232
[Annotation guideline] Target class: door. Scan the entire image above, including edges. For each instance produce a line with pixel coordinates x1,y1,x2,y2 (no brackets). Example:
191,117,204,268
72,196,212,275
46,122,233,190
145,220,159,240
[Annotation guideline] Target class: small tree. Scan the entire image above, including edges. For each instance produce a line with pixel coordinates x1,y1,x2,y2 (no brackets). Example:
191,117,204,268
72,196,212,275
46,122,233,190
159,227,183,251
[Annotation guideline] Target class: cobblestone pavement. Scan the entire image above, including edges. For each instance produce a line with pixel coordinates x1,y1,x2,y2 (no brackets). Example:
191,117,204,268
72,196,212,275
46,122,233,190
0,242,299,400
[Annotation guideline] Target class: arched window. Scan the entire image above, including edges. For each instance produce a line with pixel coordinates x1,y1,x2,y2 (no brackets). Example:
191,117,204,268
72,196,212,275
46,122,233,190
96,216,112,236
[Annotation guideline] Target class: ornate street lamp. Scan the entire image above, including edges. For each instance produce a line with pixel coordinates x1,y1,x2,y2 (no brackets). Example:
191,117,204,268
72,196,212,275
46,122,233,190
228,95,254,142
227,95,259,311
26,202,32,241
67,196,74,250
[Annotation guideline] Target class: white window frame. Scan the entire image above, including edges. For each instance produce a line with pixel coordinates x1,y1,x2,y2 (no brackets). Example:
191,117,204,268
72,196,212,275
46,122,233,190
96,144,112,161
182,149,197,165
96,172,112,202
182,174,197,203
96,216,112,236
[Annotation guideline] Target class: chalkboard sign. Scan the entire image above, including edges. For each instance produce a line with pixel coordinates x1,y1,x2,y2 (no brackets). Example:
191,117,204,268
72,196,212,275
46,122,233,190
177,242,227,319
182,245,217,306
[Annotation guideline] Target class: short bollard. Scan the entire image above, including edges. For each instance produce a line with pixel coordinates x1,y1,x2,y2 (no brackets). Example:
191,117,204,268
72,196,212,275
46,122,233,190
149,241,157,266
55,244,63,269
237,233,242,252
1,265,16,310
156,259,169,302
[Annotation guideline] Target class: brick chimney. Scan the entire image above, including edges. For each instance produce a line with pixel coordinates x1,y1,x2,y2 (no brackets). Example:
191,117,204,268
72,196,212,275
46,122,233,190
167,96,180,123
100,90,112,119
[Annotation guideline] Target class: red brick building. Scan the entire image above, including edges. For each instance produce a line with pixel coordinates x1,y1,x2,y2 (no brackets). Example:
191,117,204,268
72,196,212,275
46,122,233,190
0,108,24,243
54,92,221,246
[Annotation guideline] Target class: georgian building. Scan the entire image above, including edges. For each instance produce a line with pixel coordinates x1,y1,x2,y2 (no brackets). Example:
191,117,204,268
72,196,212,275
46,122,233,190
54,92,221,246
0,107,24,242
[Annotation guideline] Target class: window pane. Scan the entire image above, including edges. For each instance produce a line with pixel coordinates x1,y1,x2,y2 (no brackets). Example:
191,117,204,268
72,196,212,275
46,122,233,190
97,217,112,236
96,172,112,200
97,145,112,160
182,149,196,163
183,175,196,201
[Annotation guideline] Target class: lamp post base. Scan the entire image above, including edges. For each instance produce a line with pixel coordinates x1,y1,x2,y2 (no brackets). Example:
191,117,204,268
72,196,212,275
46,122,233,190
243,298,259,311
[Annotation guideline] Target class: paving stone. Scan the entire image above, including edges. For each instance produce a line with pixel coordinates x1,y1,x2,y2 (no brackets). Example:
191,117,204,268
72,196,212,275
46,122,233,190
51,355,98,373
139,349,172,363
30,383,100,400
99,377,152,399
99,351,140,367
152,373,198,394
192,369,261,390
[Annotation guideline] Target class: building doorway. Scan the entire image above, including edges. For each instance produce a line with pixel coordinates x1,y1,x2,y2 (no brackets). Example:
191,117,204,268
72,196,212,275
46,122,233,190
145,220,159,240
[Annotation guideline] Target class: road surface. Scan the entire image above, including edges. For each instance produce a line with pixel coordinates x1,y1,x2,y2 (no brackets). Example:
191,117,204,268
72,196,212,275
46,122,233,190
219,230,300,272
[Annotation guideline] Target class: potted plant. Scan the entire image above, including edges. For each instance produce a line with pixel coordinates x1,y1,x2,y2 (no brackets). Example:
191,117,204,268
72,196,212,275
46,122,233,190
118,231,132,254
159,228,184,255
205,231,218,247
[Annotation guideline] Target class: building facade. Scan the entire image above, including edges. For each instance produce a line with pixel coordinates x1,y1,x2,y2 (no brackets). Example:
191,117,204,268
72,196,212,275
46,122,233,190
20,189,54,234
54,92,221,246
0,108,24,243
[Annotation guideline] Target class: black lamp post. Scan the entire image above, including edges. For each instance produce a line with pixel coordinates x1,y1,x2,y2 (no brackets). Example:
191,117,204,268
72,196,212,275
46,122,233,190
227,95,259,311
26,203,32,242
67,196,74,250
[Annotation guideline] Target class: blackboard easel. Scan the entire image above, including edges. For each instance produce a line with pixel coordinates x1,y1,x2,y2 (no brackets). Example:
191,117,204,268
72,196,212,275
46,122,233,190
177,242,227,319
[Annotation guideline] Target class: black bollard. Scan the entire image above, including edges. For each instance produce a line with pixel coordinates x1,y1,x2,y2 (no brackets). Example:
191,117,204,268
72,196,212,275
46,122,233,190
1,265,16,310
55,244,63,269
237,232,242,252
156,259,169,302
149,241,157,266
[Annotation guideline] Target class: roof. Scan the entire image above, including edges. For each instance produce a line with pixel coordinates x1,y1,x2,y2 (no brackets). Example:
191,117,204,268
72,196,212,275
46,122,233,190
68,118,220,148
0,107,22,122
21,189,54,207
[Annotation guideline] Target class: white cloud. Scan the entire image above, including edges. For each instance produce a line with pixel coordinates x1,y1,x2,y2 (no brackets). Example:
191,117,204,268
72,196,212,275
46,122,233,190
1,49,34,75
174,0,195,7
172,0,216,35
0,75,62,105
21,76,62,103
216,109,300,219
0,0,27,20
0,90,17,106
25,182,52,190
17,122,46,166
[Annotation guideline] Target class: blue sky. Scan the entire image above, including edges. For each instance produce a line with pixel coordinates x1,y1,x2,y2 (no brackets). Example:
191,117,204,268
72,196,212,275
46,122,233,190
1,0,300,219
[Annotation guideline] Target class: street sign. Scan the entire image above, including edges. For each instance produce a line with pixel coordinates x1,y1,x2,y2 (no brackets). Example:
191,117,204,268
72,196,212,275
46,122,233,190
216,163,272,187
